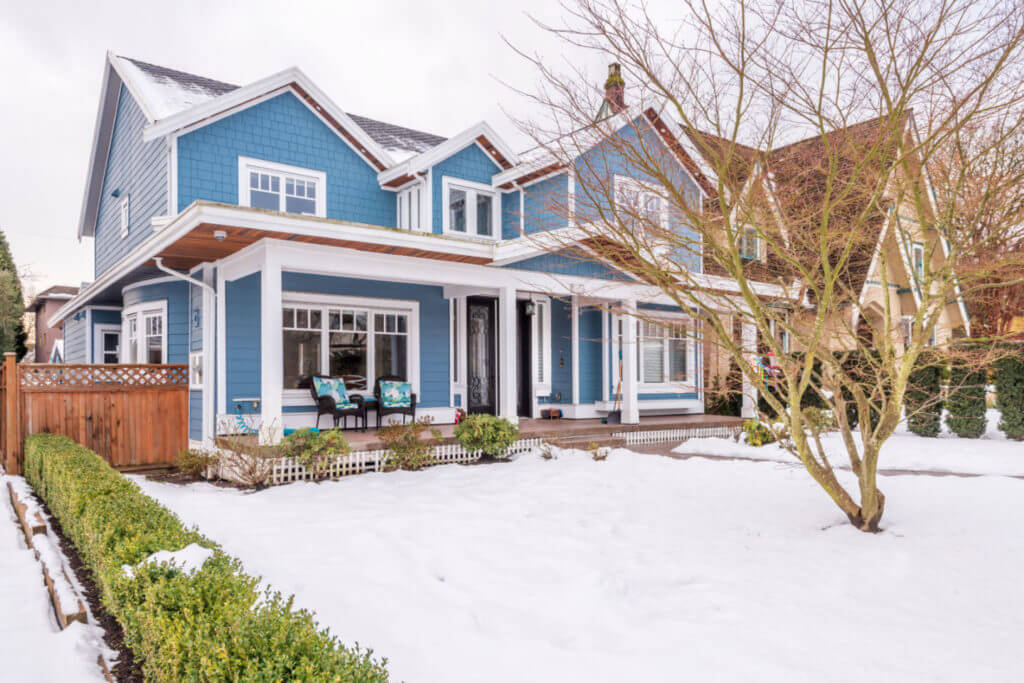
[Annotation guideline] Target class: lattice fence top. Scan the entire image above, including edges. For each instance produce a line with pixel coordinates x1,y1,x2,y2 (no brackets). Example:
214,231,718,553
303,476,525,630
19,364,189,390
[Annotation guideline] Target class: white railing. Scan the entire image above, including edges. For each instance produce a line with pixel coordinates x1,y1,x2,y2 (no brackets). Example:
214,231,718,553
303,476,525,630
614,425,741,445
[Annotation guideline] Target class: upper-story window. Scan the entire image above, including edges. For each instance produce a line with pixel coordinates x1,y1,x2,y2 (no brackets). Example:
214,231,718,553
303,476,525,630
397,183,425,231
238,157,326,217
912,243,925,283
614,176,668,233
442,178,498,239
119,195,130,238
738,226,762,261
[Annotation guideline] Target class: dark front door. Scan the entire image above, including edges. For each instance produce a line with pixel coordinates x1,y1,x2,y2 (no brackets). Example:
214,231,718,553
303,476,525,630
466,297,497,414
517,300,532,417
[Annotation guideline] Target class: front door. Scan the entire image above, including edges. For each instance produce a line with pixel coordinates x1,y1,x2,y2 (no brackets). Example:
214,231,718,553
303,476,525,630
101,331,120,364
466,297,497,414
517,300,532,417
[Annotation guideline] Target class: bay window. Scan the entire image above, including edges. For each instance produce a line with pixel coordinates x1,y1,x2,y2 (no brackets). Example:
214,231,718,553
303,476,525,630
282,300,414,393
443,178,498,238
121,302,167,364
239,157,326,217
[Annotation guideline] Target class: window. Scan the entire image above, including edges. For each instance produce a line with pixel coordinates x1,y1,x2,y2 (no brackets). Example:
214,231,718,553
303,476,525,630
239,157,326,217
101,332,120,364
442,178,498,239
282,302,411,391
397,183,424,231
531,299,551,391
189,351,203,389
636,319,691,387
739,226,761,261
614,176,668,233
121,303,166,364
912,244,925,283
120,195,130,238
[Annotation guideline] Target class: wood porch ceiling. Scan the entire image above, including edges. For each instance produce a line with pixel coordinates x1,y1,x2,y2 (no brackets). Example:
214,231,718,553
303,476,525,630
147,223,494,271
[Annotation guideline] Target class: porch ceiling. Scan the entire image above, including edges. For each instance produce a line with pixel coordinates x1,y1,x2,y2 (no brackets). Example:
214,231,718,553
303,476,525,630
148,223,494,271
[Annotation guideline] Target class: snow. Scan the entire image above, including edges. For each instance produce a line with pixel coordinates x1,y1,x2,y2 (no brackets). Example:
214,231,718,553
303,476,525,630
123,543,214,578
134,436,1024,683
1,476,108,681
675,409,1024,477
116,57,230,121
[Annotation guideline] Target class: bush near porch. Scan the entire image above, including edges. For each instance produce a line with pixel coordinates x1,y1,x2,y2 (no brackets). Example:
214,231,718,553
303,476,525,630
24,434,389,682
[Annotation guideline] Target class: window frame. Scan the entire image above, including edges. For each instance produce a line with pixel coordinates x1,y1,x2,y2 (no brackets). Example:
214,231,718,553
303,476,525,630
280,293,420,406
441,177,500,240
531,297,552,395
397,181,426,231
121,300,168,364
911,242,925,284
237,157,326,217
613,175,669,234
120,195,130,238
738,225,763,261
634,314,697,393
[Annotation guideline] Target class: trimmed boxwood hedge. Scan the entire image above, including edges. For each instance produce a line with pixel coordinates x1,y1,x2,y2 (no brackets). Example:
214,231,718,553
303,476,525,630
993,344,1024,441
24,434,389,682
946,351,987,439
905,350,943,437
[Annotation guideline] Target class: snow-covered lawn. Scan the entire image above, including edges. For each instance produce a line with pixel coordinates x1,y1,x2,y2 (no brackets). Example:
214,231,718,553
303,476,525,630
135,431,1024,683
676,409,1024,477
1,477,107,681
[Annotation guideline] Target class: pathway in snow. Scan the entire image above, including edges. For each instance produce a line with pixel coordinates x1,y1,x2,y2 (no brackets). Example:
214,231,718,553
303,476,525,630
0,476,107,681
135,440,1024,683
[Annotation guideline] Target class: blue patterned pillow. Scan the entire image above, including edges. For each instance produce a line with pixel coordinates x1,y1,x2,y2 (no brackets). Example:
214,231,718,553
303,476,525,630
380,380,412,408
313,376,357,410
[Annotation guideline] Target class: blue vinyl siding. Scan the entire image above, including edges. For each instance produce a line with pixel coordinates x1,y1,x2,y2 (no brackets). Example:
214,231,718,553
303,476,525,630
89,309,122,363
94,85,168,277
522,173,569,235
505,251,628,280
122,281,189,364
177,92,395,226
429,144,502,234
539,298,572,404
225,273,261,412
501,190,521,240
282,272,450,408
189,391,203,440
578,309,603,404
63,312,88,363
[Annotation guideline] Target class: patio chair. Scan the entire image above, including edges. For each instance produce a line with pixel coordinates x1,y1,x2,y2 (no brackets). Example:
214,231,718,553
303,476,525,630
310,375,366,431
373,375,417,428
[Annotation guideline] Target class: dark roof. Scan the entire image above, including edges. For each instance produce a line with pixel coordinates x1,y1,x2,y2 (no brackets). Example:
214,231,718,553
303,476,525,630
346,113,446,155
29,285,78,311
121,56,240,97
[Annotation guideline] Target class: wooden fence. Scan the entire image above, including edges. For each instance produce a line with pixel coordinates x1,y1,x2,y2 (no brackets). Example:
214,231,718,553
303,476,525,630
0,354,189,475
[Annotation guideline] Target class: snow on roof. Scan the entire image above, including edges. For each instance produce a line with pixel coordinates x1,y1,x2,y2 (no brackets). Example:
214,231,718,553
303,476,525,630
116,56,239,121
347,113,447,160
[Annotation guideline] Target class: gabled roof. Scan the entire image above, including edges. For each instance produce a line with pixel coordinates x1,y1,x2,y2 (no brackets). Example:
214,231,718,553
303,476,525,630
347,113,447,162
115,56,239,121
377,121,517,188
28,285,78,311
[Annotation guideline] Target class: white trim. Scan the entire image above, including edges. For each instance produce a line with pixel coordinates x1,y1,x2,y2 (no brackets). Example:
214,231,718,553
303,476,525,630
93,323,121,364
634,313,698,393
84,308,92,364
601,309,609,403
531,295,552,396
238,156,327,218
200,265,216,444
377,121,518,186
261,250,283,442
440,176,500,240
120,299,168,364
570,297,579,405
119,195,131,238
216,266,228,417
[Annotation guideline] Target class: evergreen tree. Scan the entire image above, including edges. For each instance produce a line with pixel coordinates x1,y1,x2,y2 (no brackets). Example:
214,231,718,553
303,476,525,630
0,230,27,360
993,344,1024,440
905,350,943,437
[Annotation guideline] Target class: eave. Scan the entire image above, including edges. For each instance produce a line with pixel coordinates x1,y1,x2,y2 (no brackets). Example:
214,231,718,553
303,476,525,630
377,122,518,189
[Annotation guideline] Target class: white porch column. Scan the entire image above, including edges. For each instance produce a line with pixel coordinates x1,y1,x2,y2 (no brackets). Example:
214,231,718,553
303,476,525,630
260,250,283,442
741,321,757,419
201,265,216,446
570,296,579,405
621,301,640,424
498,286,518,424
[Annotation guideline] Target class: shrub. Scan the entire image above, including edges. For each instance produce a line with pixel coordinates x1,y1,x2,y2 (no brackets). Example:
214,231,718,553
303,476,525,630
378,417,440,471
705,362,743,417
742,419,776,447
24,434,389,681
757,351,827,419
176,448,217,478
946,349,988,438
905,350,944,437
280,428,353,479
453,414,520,458
993,344,1024,440
802,406,837,433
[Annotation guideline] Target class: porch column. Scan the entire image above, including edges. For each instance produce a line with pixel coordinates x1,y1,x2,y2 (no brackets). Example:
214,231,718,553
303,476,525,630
741,321,757,419
260,250,283,442
570,296,579,406
498,286,518,424
201,265,216,445
621,301,640,424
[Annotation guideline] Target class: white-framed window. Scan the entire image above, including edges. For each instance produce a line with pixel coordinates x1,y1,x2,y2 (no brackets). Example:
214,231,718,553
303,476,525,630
120,195,130,238
397,182,425,231
531,297,552,394
635,317,694,389
121,301,167,364
189,351,203,389
442,177,499,239
769,318,791,353
912,243,925,283
238,157,326,217
614,175,668,233
282,298,416,393
739,226,762,261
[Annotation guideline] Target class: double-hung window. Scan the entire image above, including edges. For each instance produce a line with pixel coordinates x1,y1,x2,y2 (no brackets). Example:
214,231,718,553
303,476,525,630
282,300,415,393
912,243,925,284
614,176,668,235
239,157,326,217
443,178,498,239
121,302,167,364
636,318,692,388
738,226,761,261
532,298,551,394
397,183,425,231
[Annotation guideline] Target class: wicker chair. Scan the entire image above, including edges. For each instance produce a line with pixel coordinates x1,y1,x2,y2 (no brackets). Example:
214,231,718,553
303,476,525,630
373,375,417,428
309,375,366,430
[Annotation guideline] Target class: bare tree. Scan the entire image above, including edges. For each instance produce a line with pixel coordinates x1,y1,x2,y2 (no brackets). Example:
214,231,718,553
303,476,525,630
508,0,1024,530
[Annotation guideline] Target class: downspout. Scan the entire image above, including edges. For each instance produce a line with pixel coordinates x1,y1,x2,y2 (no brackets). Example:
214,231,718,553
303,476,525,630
153,257,217,298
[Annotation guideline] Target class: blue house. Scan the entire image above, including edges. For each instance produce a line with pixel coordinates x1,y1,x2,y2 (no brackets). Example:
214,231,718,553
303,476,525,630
52,53,754,445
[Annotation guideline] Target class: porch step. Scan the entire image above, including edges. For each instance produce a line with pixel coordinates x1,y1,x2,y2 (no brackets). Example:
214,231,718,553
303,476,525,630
550,435,627,451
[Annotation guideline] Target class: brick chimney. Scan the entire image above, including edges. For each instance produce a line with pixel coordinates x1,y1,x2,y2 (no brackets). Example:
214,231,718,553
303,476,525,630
604,63,626,114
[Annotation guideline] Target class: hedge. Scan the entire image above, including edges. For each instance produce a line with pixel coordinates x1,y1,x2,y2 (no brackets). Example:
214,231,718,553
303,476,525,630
946,351,987,439
24,434,389,682
905,350,943,437
993,344,1024,440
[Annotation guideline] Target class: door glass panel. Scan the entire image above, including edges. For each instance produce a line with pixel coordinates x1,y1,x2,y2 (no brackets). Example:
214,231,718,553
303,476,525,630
467,301,494,411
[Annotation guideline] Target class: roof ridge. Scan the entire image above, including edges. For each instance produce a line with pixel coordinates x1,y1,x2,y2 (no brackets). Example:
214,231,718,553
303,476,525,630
117,55,239,92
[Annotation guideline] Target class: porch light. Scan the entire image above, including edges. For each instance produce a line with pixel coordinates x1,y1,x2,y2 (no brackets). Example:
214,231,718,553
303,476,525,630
213,229,227,241
525,302,536,316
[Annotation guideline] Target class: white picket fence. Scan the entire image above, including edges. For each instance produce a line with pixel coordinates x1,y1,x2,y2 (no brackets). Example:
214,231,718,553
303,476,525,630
615,424,741,445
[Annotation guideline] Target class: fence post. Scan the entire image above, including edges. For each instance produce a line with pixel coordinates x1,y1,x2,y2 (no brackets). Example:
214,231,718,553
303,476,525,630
4,353,20,475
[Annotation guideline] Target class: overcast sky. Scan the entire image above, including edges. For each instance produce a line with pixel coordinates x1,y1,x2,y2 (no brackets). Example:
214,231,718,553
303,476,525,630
0,0,608,297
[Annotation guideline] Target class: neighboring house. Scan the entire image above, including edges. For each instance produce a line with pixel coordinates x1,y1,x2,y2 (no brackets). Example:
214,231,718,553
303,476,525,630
27,285,78,363
683,114,970,369
52,53,757,444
